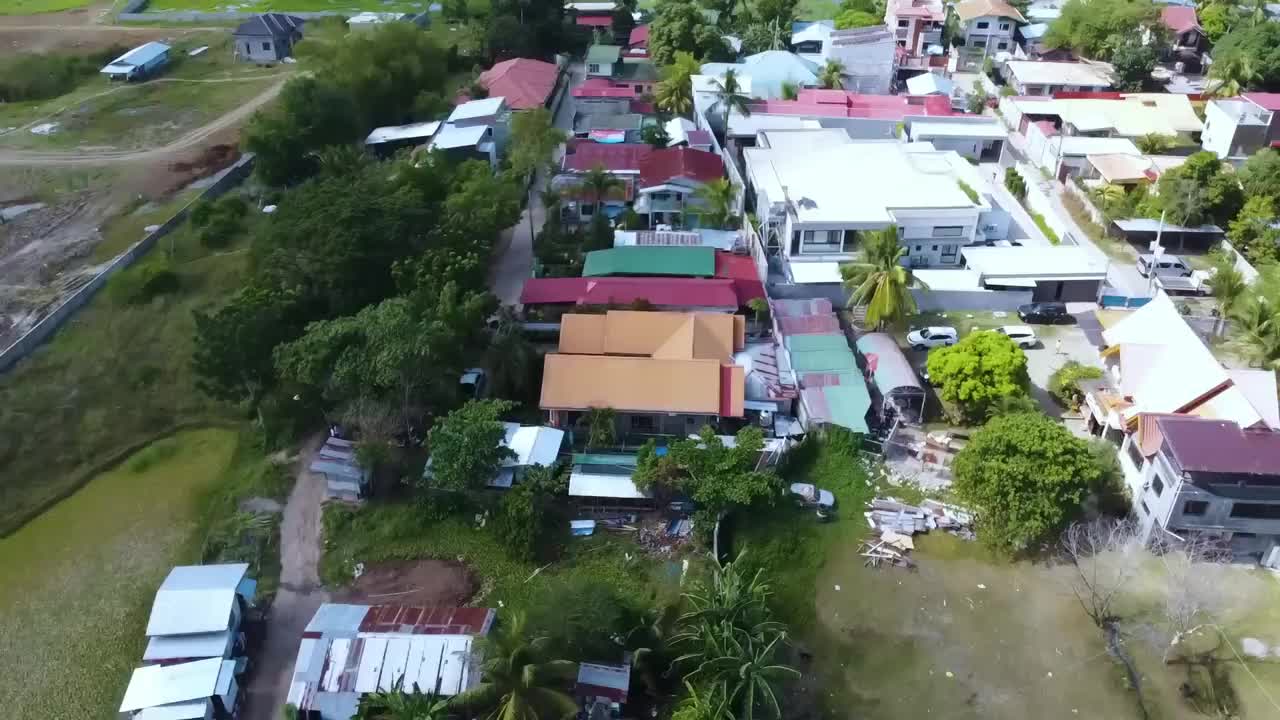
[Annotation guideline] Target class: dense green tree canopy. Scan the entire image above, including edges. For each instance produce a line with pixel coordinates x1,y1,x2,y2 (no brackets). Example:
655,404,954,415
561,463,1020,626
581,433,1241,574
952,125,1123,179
650,0,733,65
1152,151,1243,227
422,399,517,492
952,412,1104,554
926,331,1030,423
1044,0,1163,60
633,426,783,513
1211,22,1280,92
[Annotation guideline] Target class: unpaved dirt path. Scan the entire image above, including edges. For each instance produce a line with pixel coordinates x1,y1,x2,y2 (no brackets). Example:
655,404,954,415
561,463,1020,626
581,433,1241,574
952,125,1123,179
0,77,288,167
240,433,330,720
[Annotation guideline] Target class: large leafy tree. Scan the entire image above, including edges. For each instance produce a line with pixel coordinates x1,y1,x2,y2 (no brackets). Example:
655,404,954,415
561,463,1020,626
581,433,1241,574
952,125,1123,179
632,426,783,514
422,399,517,492
1227,196,1280,266
1239,149,1280,203
508,107,568,242
834,9,879,29
1109,38,1158,91
244,76,363,187
656,50,703,116
1044,0,1163,60
952,412,1104,554
650,0,732,65
1152,151,1243,228
1211,22,1280,92
192,285,303,418
484,305,539,401
926,331,1031,424
841,229,923,329
451,612,578,720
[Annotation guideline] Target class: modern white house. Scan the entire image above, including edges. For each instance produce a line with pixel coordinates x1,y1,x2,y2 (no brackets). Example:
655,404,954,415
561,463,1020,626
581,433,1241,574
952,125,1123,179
789,23,897,94
954,0,1026,54
902,115,1008,161
1201,93,1280,161
743,137,1010,283
1001,60,1114,95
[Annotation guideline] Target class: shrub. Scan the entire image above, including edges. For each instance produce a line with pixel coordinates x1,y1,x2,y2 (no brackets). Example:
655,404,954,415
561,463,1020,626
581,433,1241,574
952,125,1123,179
1031,212,1060,244
1004,167,1027,200
957,180,980,204
0,45,126,102
1048,361,1104,410
926,331,1030,424
193,195,249,248
108,260,180,305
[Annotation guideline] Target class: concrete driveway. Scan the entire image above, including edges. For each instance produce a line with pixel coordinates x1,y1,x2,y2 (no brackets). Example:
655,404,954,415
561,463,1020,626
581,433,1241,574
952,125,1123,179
1023,313,1103,420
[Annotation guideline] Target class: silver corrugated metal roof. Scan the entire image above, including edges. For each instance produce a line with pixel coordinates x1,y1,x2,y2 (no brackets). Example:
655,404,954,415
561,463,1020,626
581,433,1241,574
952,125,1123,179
146,564,250,637
143,629,233,661
305,603,369,635
133,701,211,720
119,658,234,712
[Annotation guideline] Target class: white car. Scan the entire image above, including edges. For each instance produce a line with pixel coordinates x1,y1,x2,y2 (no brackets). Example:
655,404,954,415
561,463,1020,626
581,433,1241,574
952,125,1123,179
995,325,1039,349
789,483,835,509
907,326,959,351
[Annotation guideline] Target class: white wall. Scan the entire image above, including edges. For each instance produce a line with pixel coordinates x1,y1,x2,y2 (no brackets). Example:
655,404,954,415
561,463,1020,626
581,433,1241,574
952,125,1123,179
1200,100,1237,158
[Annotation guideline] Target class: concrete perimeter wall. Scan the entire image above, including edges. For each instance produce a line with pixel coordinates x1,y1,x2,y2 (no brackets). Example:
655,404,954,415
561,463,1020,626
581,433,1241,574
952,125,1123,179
0,155,256,376
912,287,1033,312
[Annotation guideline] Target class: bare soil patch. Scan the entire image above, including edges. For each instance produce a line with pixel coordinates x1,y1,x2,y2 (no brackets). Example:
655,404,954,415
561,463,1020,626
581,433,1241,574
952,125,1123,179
338,560,477,607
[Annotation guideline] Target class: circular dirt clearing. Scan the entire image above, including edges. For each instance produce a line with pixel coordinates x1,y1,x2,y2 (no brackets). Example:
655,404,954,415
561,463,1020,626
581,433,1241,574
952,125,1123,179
339,560,475,607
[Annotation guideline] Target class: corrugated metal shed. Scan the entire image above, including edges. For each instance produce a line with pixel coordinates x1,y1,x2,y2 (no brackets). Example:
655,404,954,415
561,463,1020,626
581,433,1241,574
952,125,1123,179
789,347,857,373
583,246,717,277
855,333,922,395
143,629,234,661
569,470,650,499
146,564,249,637
119,658,234,712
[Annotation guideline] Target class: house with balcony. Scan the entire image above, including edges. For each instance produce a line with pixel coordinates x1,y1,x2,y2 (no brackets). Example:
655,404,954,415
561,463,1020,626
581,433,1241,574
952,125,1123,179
954,0,1025,54
1159,5,1207,57
789,23,897,94
743,135,1009,286
539,310,747,437
634,147,725,229
1201,93,1280,161
1122,414,1280,566
884,0,946,72
554,142,653,222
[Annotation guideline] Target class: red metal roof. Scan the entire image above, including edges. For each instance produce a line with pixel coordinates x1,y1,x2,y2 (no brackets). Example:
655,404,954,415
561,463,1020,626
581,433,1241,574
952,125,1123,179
576,15,613,26
563,143,653,172
1156,415,1280,477
638,147,723,187
573,77,640,99
358,606,495,635
520,276,740,308
778,314,840,334
479,58,559,111
750,91,953,120
1245,93,1280,112
714,251,765,305
629,24,649,48
1160,6,1201,34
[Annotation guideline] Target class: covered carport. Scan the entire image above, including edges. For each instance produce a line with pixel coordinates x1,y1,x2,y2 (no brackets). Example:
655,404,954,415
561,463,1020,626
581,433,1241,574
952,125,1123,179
961,246,1109,302
855,333,926,424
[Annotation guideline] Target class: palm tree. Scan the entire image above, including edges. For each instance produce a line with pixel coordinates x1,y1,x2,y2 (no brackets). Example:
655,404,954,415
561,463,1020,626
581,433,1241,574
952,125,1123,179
780,81,799,100
1135,133,1174,154
676,551,780,641
581,165,622,221
704,631,798,720
670,681,732,720
485,306,536,399
818,59,845,90
656,51,702,116
1210,54,1259,97
692,178,737,229
1210,254,1247,338
1228,293,1280,370
450,612,578,720
710,69,752,131
842,229,926,329
356,679,451,720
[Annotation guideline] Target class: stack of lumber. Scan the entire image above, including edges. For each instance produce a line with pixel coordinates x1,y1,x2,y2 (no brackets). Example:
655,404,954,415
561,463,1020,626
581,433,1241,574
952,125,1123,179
863,497,976,541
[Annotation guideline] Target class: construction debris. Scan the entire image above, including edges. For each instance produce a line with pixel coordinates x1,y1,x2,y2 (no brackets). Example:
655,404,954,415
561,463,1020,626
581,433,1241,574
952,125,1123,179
860,539,916,569
861,496,976,569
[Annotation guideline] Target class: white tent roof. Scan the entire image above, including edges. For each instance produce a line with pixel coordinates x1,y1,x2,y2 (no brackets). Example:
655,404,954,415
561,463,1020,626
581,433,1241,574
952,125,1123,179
119,658,235,712
430,124,490,150
500,423,565,467
568,471,650,499
146,564,249,636
143,630,233,661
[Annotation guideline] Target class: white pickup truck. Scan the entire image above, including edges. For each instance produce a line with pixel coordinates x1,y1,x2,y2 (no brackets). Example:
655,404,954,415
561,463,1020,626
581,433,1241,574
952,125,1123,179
1154,269,1213,296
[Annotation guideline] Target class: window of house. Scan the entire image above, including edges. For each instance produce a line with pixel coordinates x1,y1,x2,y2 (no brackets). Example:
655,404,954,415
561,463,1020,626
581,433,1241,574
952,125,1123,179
1183,500,1209,516
1229,503,1280,519
1126,440,1144,468
898,20,909,27
1140,499,1150,516
1151,475,1164,497
932,226,965,237
931,244,938,251
976,21,989,29
843,229,858,250
914,245,923,252
635,85,643,92
262,42,271,51
589,63,600,73
997,41,1008,50
802,230,814,244
630,415,655,431
999,22,1010,30
897,40,907,47
941,244,958,261
973,39,987,48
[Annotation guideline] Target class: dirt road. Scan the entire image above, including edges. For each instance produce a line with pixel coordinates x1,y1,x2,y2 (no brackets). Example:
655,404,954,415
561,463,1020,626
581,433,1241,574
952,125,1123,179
240,435,330,720
0,77,287,167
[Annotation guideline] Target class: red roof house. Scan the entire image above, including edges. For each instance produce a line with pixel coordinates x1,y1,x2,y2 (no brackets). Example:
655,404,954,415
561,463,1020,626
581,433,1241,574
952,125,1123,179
478,58,559,111
638,147,724,189
628,25,649,49
562,143,654,173
1160,6,1201,35
573,76,641,99
714,251,765,305
520,276,741,310
748,91,953,120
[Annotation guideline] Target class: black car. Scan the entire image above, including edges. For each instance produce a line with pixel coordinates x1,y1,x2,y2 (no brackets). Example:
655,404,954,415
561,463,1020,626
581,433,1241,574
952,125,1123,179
1017,302,1071,324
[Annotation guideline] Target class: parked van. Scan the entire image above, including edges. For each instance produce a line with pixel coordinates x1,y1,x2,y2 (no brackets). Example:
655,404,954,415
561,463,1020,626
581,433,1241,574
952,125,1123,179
1137,254,1192,278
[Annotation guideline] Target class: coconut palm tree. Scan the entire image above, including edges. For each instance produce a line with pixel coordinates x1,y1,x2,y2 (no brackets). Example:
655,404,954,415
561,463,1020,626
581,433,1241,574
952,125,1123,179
485,306,536,400
780,80,799,100
1228,293,1280,370
1210,254,1247,338
1210,54,1260,97
656,51,702,116
818,59,845,90
580,165,622,221
842,229,927,329
355,678,451,720
450,612,578,720
710,69,752,130
692,178,737,229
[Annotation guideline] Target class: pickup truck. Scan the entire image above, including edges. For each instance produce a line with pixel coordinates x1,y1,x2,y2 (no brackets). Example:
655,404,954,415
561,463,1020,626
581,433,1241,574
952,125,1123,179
1154,270,1213,296
1137,253,1192,279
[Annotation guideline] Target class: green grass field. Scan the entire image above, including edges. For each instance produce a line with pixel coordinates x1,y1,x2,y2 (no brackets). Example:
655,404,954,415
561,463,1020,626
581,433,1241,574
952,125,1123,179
145,0,427,10
0,196,253,536
0,32,288,151
0,428,238,720
0,0,93,14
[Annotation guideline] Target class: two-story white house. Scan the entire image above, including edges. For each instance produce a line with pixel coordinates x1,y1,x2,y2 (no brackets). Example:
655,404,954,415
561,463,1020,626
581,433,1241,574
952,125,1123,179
954,0,1026,54
742,134,1010,284
1201,93,1280,161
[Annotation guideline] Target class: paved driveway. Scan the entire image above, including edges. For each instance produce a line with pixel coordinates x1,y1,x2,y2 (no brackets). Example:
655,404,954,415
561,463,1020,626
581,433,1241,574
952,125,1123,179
1023,315,1103,419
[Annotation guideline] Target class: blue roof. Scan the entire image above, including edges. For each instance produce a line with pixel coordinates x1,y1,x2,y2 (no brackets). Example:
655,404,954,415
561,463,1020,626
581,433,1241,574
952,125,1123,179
107,41,170,69
1021,23,1049,40
792,19,835,33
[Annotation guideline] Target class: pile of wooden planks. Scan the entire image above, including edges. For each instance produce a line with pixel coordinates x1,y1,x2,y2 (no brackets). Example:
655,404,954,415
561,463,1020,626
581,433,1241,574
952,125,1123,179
863,497,976,541
860,538,916,569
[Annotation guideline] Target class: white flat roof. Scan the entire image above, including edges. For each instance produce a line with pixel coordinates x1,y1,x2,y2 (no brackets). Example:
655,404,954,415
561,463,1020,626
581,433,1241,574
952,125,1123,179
448,97,505,122
757,128,851,153
134,701,212,720
908,119,1007,140
962,246,1107,280
120,658,235,712
744,140,981,224
365,121,440,145
143,630,233,661
500,423,564,467
1005,60,1113,88
911,268,984,291
789,261,844,284
906,72,954,96
146,564,249,637
568,471,650,499
1008,94,1202,136
431,124,490,150
1055,136,1140,157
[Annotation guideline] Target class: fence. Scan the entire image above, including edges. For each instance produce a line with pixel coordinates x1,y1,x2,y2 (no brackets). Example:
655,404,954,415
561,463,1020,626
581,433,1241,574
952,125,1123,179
119,4,357,22
912,287,1033,312
0,155,256,375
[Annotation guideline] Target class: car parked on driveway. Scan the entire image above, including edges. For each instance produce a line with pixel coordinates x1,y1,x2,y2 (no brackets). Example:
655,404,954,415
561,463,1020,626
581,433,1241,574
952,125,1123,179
1017,302,1071,324
1137,253,1192,278
906,326,958,350
995,325,1039,348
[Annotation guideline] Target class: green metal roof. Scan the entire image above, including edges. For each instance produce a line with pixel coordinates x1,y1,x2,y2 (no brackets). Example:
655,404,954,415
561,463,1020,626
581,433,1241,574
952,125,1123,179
586,44,621,64
583,246,716,277
789,347,858,373
823,384,871,434
571,452,638,467
785,333,850,353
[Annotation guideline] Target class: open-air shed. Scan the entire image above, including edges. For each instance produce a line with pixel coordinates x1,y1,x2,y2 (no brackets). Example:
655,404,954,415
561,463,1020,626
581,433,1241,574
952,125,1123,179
855,333,926,424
